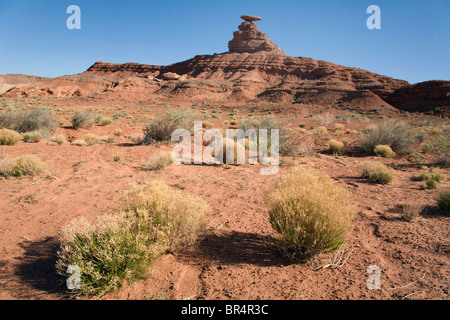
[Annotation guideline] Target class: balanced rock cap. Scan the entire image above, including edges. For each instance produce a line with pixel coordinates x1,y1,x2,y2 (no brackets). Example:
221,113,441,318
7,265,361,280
241,15,262,22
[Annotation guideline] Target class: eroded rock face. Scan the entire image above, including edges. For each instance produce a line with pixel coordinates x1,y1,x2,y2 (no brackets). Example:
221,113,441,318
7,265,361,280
228,21,285,55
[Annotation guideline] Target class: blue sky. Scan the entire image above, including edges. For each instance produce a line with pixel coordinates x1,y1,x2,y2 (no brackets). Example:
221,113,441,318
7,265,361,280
0,0,449,84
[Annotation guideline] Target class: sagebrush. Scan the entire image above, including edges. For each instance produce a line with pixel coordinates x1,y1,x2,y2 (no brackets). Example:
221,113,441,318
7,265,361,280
56,181,209,296
265,167,355,261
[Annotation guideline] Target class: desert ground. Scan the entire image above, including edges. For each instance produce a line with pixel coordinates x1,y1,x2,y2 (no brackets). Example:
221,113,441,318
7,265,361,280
0,92,448,300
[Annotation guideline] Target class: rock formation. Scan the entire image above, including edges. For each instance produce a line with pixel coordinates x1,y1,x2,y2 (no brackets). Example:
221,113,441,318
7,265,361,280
228,16,285,55
1,15,448,115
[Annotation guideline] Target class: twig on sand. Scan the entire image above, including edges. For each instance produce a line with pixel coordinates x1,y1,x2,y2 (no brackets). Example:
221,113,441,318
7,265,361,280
387,272,426,291
315,247,354,271
402,291,421,300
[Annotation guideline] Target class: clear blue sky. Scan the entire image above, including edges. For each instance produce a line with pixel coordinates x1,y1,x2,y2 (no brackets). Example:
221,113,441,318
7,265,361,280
0,0,449,84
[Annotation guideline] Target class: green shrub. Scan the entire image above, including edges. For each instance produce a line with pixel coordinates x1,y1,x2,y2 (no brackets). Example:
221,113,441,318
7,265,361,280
426,179,437,190
437,185,450,213
0,107,56,134
239,116,299,156
0,129,22,145
374,145,395,158
71,110,97,130
56,181,210,296
142,109,193,144
361,161,395,184
265,167,355,261
422,136,450,167
360,120,423,156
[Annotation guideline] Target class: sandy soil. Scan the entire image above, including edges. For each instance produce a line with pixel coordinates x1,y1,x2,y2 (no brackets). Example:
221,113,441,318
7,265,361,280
0,97,448,301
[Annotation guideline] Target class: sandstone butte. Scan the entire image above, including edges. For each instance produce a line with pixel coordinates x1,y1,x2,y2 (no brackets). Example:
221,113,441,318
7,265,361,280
1,16,448,116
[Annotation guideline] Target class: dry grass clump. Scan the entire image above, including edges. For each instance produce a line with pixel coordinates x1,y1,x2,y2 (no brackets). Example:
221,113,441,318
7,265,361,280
143,150,174,171
72,139,87,147
437,185,450,214
142,109,193,144
239,116,300,156
422,135,449,168
0,107,57,134
22,131,43,143
329,139,344,154
71,109,97,130
99,135,115,144
211,138,248,165
315,126,328,134
360,161,395,184
6,154,47,177
360,119,424,156
51,134,66,145
401,202,425,222
315,112,334,126
265,167,355,261
0,129,22,145
333,123,345,131
99,117,113,126
114,128,124,137
374,145,395,158
83,133,100,146
56,181,209,296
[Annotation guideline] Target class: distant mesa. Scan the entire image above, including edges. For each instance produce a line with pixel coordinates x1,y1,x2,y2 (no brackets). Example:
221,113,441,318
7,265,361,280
228,15,285,55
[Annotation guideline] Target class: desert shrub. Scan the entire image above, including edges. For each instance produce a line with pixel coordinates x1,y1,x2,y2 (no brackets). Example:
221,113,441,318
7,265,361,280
51,134,66,145
315,112,334,126
374,145,395,158
361,161,395,184
315,126,328,134
265,167,355,261
8,154,47,177
333,123,345,131
437,185,450,213
360,120,423,156
0,129,22,145
71,110,97,130
417,168,445,183
0,107,56,134
428,127,442,135
211,137,248,165
56,181,210,296
239,116,300,156
83,133,99,146
99,117,113,126
426,179,437,190
422,135,450,167
22,131,43,143
345,129,358,134
128,134,144,144
72,139,87,146
143,151,173,171
329,139,344,154
142,109,193,144
99,135,115,144
402,202,424,222
114,128,124,137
